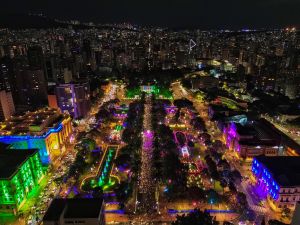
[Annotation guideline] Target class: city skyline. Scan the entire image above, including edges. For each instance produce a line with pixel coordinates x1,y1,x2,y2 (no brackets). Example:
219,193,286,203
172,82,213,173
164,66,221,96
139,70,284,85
0,3,299,224
0,0,300,29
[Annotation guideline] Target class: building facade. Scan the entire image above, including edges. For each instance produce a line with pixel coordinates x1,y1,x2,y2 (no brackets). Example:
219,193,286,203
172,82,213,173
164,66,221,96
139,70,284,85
0,149,44,214
252,156,300,211
223,121,281,158
14,69,48,107
55,82,91,119
0,90,15,121
0,108,72,164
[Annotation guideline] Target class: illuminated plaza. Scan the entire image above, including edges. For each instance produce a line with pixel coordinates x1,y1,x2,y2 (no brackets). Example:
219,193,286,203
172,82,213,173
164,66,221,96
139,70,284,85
0,3,299,224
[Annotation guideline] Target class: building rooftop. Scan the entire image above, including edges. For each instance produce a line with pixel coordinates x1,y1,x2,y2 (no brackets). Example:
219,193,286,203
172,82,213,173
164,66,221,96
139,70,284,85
0,108,69,136
43,198,104,221
57,80,89,86
235,123,256,136
0,144,38,179
255,156,300,187
210,104,233,112
233,120,281,146
64,198,104,218
259,118,300,154
43,199,66,221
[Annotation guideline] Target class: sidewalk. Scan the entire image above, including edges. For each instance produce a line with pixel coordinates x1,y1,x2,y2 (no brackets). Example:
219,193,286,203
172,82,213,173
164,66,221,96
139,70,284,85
240,181,266,214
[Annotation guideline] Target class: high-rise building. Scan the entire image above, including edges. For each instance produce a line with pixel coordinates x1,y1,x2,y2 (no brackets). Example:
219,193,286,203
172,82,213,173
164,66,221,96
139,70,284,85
55,82,91,119
0,58,16,120
48,94,58,109
82,39,92,62
45,56,58,82
27,45,49,84
0,90,15,121
47,86,58,109
0,46,4,58
0,57,13,91
27,46,45,70
16,69,48,107
285,78,299,99
63,68,73,83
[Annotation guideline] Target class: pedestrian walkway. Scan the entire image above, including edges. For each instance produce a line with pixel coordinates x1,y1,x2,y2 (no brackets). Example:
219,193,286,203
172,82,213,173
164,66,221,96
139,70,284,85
137,95,156,213
241,181,266,214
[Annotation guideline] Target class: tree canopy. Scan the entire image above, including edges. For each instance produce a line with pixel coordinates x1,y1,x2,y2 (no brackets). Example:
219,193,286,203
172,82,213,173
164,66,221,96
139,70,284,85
172,208,219,225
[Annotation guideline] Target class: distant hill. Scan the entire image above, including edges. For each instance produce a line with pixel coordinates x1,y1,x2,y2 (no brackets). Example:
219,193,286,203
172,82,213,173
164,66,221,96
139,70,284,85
0,14,93,29
0,14,138,31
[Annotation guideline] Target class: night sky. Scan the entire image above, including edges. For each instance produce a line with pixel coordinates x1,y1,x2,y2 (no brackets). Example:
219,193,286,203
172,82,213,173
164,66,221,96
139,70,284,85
1,0,299,29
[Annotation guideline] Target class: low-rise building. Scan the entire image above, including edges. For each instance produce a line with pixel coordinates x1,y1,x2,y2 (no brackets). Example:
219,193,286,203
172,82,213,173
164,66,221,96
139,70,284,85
252,156,300,211
0,108,72,164
258,119,300,156
0,147,44,214
208,103,242,120
191,75,219,89
43,198,105,225
223,120,282,158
